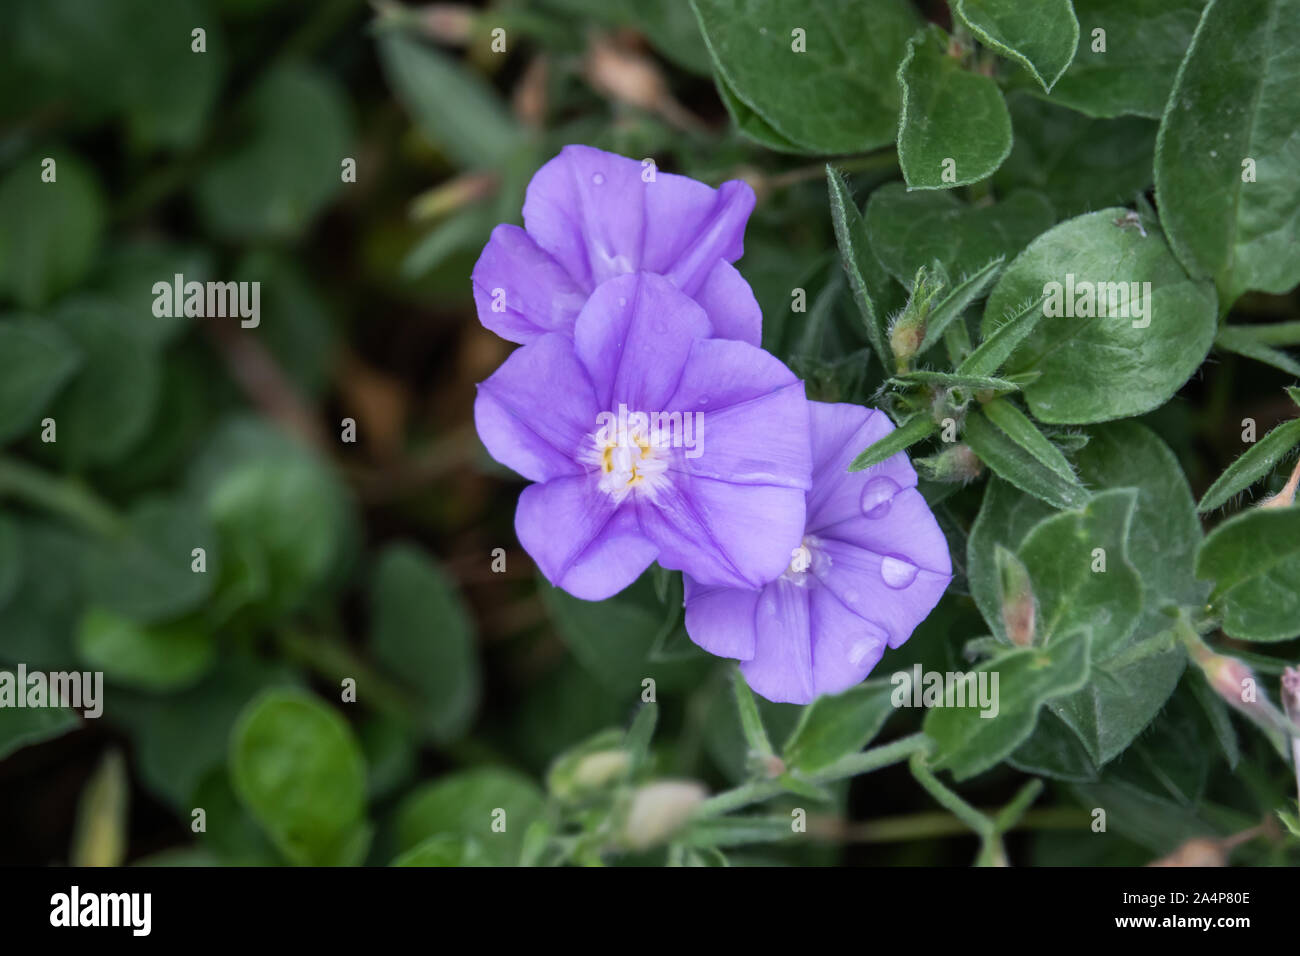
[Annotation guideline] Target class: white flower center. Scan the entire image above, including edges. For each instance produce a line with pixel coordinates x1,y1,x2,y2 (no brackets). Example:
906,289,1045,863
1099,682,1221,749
582,414,670,502
782,536,825,586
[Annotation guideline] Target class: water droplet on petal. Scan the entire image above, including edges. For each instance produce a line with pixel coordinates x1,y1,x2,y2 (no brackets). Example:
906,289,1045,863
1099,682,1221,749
859,475,901,519
697,395,709,405
848,640,872,665
880,554,919,589
591,173,605,185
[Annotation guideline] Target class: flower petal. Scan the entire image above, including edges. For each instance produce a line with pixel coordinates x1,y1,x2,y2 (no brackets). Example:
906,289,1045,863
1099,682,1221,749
517,476,657,600
475,334,597,483
522,145,755,295
573,273,711,411
683,575,759,661
740,579,815,704
804,402,919,532
811,491,952,648
692,260,762,346
471,225,589,343
808,588,891,696
640,476,806,589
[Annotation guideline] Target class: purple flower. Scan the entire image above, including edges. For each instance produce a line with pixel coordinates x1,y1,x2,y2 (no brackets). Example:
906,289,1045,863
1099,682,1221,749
684,402,952,704
472,145,761,346
475,271,811,600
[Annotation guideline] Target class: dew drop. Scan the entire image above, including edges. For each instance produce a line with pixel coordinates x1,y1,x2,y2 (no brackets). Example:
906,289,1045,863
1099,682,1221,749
697,395,709,405
592,173,605,186
859,475,901,519
880,554,919,589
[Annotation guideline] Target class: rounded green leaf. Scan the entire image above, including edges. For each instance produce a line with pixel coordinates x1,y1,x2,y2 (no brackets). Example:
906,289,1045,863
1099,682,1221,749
394,767,544,866
981,207,1217,424
1196,507,1300,641
0,314,81,444
370,542,480,744
692,0,921,154
955,0,1079,92
0,151,105,309
897,25,1013,189
76,607,215,691
230,689,367,865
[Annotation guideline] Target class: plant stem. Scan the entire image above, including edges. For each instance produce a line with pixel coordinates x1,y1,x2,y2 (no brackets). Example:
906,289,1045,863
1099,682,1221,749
909,753,994,839
0,455,123,536
1228,321,1300,346
820,806,1087,844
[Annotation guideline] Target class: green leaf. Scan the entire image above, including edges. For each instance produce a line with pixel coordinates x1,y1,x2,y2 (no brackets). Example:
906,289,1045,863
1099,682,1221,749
955,0,1079,92
980,207,1217,424
691,0,921,154
71,750,129,867
993,423,1202,770
925,634,1093,780
848,415,936,471
76,608,215,691
1198,416,1300,512
896,25,1013,189
959,294,1047,377
0,520,88,668
981,397,1081,491
370,542,480,744
0,693,77,760
541,569,708,692
1154,0,1300,305
782,679,895,775
714,71,808,152
865,183,1054,287
391,834,487,867
47,296,160,466
917,257,1004,355
732,667,774,759
892,371,1019,392
83,496,219,624
1196,507,1300,641
963,409,1090,509
1214,326,1300,378
0,314,81,444
375,28,521,169
0,150,105,309
0,514,19,610
1045,0,1207,119
394,767,544,866
994,92,1157,218
1016,489,1143,655
94,241,215,349
230,689,368,866
194,64,351,240
827,167,892,371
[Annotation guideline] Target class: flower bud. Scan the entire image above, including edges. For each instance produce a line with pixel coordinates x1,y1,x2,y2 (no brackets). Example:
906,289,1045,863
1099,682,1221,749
1257,457,1300,509
915,443,983,484
620,781,707,851
889,265,944,371
995,545,1037,647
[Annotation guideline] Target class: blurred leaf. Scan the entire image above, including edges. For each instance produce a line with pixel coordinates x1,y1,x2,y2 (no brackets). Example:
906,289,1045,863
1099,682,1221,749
865,184,1054,287
896,25,1013,189
1214,326,1300,378
76,608,215,691
0,692,78,760
235,250,337,396
692,0,921,154
47,296,161,466
95,242,215,349
980,208,1217,424
994,92,1156,218
230,689,369,866
782,679,895,776
0,152,105,310
955,0,1078,92
1196,506,1300,642
0,314,81,444
194,64,351,239
391,834,487,866
359,713,417,802
375,28,521,169
394,767,544,866
84,496,220,624
370,542,480,744
0,520,89,668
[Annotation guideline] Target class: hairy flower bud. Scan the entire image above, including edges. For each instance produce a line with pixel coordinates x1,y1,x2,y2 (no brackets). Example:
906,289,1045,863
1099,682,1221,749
915,443,983,484
995,545,1037,647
